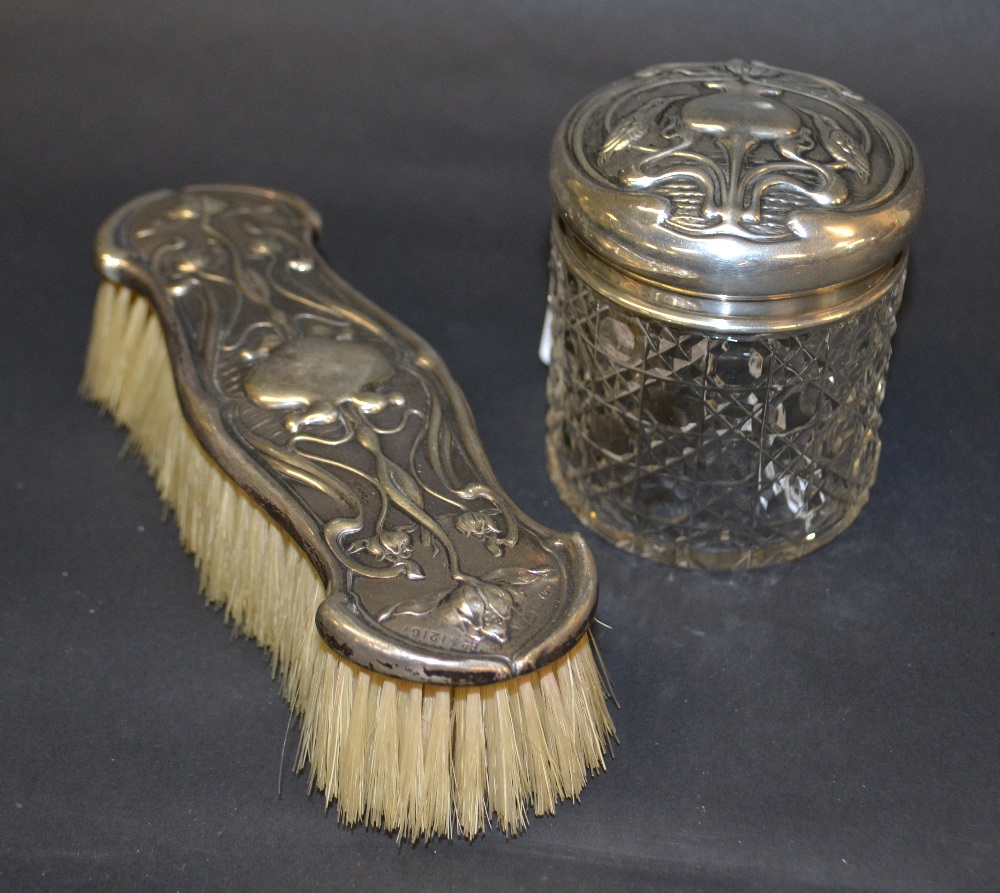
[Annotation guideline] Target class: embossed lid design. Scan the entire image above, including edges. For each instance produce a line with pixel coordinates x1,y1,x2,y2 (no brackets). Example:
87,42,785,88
550,60,924,330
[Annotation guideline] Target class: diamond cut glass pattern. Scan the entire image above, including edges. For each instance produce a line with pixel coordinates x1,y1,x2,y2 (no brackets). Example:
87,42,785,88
545,255,904,570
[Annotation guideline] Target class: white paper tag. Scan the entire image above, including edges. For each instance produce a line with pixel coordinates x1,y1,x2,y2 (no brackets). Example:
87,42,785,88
538,306,554,366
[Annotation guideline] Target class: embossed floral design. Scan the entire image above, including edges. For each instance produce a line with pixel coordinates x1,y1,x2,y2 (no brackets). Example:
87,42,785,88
435,578,516,645
350,525,414,561
595,61,875,240
348,525,423,579
127,188,577,669
379,567,554,645
455,509,505,557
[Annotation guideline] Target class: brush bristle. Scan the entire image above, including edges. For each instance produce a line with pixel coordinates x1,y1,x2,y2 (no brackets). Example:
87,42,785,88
81,281,615,840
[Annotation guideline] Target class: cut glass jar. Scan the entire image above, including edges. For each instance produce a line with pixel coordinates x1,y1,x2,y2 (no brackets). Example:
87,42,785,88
545,60,924,570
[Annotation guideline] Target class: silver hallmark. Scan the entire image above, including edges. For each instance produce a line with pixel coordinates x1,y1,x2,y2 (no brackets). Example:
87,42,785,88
96,185,597,685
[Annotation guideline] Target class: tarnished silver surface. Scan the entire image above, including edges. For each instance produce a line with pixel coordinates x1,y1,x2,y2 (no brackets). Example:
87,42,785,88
550,59,924,326
96,185,597,685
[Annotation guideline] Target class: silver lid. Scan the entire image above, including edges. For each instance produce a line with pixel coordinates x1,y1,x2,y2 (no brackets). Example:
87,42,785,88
550,60,924,331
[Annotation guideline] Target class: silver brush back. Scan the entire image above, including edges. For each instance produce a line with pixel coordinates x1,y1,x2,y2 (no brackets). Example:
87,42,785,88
95,185,598,686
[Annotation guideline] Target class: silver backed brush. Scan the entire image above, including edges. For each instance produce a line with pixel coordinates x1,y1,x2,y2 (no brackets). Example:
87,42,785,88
84,185,614,839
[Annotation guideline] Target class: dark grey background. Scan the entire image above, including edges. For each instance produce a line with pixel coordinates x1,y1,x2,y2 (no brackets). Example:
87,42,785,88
2,2,998,890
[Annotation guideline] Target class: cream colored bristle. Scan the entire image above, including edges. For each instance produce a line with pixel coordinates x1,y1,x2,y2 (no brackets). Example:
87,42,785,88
538,668,583,798
338,668,371,824
82,282,615,840
452,687,487,835
517,674,558,815
395,684,425,840
365,676,399,827
422,687,453,838
483,682,527,834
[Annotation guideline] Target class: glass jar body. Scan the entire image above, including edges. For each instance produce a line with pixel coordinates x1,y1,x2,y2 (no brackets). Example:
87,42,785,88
545,241,905,570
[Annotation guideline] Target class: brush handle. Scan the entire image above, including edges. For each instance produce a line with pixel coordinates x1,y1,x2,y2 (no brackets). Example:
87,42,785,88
95,185,597,685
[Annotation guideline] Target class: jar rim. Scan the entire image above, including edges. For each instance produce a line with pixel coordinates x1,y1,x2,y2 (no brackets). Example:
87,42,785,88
553,218,907,335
